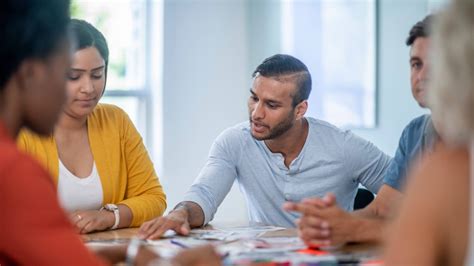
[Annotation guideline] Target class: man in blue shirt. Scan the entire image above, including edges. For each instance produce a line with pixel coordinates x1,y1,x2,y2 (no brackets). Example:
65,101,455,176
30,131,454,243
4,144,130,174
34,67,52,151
284,15,439,246
137,54,391,239
383,114,438,190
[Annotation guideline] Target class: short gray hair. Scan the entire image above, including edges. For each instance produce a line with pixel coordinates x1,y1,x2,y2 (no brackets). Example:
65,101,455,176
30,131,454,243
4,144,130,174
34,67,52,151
429,0,474,146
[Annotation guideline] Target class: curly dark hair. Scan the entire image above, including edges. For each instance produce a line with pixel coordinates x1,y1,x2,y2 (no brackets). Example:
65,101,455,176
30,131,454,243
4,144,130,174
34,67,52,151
0,0,70,89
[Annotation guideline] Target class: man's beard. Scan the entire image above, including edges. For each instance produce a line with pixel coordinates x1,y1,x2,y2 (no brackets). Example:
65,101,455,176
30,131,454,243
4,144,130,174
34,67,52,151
250,111,295,140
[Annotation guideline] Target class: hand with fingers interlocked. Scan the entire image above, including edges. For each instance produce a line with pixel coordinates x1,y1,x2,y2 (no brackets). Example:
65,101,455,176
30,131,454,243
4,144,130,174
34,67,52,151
283,193,359,247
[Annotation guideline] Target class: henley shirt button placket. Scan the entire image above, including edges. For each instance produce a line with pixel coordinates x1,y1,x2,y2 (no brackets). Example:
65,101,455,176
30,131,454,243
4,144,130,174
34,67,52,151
284,170,292,200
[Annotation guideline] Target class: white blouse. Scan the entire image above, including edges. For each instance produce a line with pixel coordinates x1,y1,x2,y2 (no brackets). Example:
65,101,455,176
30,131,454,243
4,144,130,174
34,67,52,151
57,160,103,213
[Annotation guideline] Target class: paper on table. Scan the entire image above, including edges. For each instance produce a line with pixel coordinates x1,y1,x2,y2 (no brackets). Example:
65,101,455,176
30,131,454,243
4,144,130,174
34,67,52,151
85,238,130,246
216,225,286,240
242,237,306,252
188,225,285,241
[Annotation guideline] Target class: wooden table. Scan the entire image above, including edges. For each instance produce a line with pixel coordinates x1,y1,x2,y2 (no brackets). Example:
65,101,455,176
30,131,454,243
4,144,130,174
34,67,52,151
82,227,140,243
82,224,298,242
83,226,381,265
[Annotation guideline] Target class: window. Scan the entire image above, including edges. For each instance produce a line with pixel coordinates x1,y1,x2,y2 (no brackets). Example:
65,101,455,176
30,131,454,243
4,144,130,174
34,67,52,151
71,0,153,145
282,0,377,128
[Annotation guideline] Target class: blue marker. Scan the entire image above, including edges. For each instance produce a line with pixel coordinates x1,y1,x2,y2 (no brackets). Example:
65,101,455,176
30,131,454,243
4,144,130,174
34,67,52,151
170,239,190,249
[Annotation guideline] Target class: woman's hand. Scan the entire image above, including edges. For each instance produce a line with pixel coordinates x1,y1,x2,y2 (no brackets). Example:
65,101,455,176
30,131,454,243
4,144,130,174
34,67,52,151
70,209,115,234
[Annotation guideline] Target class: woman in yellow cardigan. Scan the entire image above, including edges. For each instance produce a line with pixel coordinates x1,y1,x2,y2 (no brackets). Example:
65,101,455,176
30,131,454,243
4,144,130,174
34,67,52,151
17,19,166,233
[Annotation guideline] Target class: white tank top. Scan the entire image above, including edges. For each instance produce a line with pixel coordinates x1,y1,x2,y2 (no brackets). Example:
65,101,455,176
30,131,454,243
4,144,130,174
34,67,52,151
57,160,103,212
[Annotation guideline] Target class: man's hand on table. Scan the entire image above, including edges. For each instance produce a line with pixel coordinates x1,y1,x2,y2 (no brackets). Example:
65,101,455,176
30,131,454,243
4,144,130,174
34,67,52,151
138,208,191,240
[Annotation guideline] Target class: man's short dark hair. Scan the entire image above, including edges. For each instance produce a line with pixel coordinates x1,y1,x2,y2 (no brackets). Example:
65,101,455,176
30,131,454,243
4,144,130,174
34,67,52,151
252,54,312,107
406,14,433,46
0,0,71,89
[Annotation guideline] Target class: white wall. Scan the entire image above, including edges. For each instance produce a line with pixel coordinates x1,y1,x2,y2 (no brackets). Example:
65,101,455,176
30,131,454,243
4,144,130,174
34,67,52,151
159,0,250,223
157,0,432,224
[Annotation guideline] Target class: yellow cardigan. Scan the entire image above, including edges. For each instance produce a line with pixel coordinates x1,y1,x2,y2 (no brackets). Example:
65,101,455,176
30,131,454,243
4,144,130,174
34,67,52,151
17,104,166,227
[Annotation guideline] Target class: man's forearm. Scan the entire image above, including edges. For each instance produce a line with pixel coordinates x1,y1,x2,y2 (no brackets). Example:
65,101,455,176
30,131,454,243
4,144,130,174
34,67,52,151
353,205,378,219
173,201,205,228
350,203,387,243
349,215,386,243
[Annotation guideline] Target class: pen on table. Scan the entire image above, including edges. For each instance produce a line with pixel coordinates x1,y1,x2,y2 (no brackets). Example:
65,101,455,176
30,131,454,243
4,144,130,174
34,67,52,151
170,239,230,262
170,239,190,249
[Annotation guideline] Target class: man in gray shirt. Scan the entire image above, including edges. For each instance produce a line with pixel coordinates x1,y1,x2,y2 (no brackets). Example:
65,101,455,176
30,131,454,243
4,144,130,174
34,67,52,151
283,15,437,248
138,54,391,239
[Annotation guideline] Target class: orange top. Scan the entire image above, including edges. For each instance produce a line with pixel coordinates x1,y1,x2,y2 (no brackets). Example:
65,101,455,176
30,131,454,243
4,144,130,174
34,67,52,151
0,122,106,266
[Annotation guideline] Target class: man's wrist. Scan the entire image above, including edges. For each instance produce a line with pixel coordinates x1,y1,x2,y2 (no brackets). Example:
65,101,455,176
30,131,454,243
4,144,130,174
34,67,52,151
171,203,190,218
351,215,381,243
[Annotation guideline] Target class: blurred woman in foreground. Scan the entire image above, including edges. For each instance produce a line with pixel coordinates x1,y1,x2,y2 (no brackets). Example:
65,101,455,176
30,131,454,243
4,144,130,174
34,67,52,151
384,0,474,265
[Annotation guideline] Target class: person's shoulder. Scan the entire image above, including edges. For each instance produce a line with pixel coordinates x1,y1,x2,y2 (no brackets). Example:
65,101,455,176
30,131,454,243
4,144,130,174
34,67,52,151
92,103,128,118
18,128,37,139
214,121,251,145
306,117,346,133
0,139,22,165
306,117,353,141
411,145,468,188
421,145,468,176
397,114,431,145
220,121,250,136
90,103,131,126
404,145,469,237
0,142,49,183
17,127,48,144
404,114,431,133
407,114,430,126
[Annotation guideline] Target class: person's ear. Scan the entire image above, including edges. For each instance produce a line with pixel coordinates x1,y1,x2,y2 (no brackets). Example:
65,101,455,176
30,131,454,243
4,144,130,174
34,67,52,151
295,100,308,120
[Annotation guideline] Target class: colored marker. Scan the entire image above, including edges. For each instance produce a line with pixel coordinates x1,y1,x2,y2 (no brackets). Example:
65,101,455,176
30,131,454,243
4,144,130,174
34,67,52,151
170,239,190,249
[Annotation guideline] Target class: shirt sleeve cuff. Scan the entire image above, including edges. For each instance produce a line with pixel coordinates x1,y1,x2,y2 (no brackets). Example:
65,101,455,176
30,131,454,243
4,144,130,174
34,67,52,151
182,193,215,226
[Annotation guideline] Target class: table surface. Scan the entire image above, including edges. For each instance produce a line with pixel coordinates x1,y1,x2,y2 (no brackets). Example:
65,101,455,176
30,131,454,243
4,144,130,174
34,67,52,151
82,227,140,242
83,226,381,265
82,225,298,242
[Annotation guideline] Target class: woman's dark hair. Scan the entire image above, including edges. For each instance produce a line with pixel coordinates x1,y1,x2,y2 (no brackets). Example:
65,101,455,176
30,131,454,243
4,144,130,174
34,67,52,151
0,0,71,89
70,19,109,86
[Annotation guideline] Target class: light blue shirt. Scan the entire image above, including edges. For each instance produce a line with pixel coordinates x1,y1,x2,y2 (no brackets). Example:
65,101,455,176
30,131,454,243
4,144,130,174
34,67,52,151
183,118,391,227
383,114,438,191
